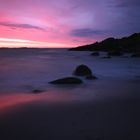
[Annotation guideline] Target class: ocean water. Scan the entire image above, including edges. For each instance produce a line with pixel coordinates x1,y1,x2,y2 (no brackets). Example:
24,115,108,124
0,48,140,140
0,48,140,109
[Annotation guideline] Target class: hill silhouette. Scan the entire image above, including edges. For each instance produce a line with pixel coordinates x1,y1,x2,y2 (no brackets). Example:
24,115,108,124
69,33,140,53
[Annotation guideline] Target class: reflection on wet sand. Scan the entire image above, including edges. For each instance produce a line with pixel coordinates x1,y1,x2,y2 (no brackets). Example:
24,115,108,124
0,91,77,111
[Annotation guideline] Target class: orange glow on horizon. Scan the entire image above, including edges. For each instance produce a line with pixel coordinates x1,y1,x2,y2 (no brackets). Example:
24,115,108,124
0,38,73,48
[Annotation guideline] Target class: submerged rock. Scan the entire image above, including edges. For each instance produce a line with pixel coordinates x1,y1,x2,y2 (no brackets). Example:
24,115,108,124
101,56,111,59
91,52,99,56
73,64,92,76
49,77,83,84
86,75,97,80
131,52,140,57
108,51,123,56
32,89,44,94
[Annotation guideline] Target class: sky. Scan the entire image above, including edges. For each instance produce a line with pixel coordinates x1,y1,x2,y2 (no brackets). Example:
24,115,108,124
0,0,140,48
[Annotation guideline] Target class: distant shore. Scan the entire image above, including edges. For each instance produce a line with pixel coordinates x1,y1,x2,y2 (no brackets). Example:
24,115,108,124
69,33,140,58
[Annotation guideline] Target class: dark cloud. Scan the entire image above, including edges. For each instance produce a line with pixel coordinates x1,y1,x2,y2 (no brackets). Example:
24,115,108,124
114,0,140,7
108,0,140,8
71,28,107,37
0,22,45,31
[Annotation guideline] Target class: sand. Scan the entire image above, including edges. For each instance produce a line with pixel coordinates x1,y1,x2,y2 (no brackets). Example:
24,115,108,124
0,80,140,140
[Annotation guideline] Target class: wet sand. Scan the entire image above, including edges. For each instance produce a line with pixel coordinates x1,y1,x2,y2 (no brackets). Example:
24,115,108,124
0,80,140,140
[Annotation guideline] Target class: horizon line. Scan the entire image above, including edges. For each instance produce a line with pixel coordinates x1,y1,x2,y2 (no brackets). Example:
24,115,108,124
0,38,74,48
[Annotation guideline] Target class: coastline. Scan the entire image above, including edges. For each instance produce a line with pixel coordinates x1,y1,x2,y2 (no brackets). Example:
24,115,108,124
0,48,140,140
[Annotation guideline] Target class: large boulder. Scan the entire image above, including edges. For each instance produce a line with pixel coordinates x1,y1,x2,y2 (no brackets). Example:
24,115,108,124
73,65,92,76
49,77,83,84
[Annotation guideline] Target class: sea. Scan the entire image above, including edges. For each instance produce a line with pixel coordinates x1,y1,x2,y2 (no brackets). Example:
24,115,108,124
0,48,140,97
0,48,140,140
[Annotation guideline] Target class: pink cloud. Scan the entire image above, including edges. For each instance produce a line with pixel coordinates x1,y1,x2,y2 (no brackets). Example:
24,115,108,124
0,0,139,47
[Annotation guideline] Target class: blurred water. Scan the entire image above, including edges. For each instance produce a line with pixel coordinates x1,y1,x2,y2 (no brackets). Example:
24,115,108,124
0,48,140,140
0,48,140,93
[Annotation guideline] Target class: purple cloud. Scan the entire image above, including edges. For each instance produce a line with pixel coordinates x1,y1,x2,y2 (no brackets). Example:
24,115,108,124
71,28,107,37
0,0,140,44
0,21,45,31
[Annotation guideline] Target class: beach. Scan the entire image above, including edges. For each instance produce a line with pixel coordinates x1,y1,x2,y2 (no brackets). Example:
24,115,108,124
0,48,140,140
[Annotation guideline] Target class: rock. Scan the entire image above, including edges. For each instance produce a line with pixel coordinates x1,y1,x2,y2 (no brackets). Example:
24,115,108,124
32,89,44,94
49,77,83,84
91,52,99,56
108,51,123,56
73,65,92,76
86,75,97,80
69,33,140,53
131,52,140,57
101,56,111,59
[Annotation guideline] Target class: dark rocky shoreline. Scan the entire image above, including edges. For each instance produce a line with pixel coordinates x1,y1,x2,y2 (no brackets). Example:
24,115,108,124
69,33,140,57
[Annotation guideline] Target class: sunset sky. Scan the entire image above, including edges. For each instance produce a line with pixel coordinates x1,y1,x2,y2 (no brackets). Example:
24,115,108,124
0,0,140,48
